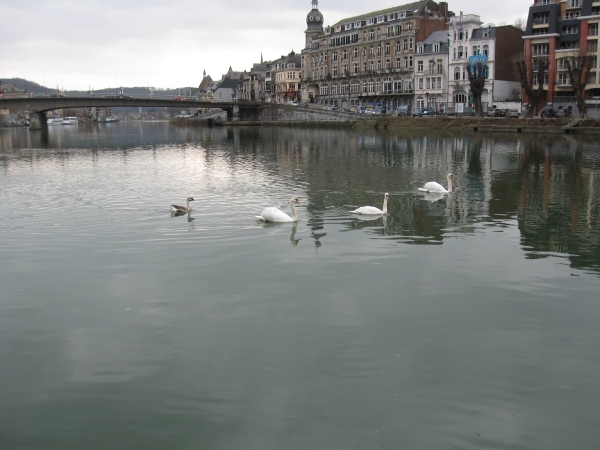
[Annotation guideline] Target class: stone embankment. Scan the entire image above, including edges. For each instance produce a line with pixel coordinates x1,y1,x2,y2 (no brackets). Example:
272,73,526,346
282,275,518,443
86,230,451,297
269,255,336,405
171,116,600,134
360,116,600,134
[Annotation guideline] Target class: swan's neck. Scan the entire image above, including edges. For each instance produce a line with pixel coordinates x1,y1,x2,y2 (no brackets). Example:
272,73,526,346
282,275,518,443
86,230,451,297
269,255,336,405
382,196,388,214
447,177,453,193
290,201,297,220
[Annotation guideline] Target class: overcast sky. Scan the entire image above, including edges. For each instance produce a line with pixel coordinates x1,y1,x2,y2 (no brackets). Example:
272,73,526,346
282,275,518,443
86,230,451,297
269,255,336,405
2,0,527,91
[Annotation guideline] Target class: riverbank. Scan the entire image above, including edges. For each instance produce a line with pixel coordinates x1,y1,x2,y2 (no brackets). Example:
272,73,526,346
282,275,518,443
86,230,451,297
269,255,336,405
171,116,600,134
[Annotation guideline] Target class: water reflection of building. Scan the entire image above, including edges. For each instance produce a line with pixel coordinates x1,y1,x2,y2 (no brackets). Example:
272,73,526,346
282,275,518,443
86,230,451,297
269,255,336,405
2,125,598,272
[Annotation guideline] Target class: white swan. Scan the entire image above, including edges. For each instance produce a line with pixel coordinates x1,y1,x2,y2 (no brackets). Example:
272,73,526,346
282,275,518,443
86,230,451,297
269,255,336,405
171,197,195,213
256,197,301,222
351,192,389,215
418,173,454,193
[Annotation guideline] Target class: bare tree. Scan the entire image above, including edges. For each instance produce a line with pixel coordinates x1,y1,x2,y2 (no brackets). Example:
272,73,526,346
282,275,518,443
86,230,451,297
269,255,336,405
513,18,526,32
466,61,487,117
515,56,549,118
564,51,595,118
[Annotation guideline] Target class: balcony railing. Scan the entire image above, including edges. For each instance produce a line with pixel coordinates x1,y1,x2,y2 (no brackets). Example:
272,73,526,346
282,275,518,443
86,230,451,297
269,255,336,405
533,18,550,25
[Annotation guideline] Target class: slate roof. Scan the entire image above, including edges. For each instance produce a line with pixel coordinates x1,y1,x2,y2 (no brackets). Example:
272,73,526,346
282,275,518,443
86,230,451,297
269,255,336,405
419,29,448,45
333,1,429,26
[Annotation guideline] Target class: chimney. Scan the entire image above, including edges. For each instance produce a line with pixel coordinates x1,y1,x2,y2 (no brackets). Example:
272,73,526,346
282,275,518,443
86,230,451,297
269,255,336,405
439,2,447,17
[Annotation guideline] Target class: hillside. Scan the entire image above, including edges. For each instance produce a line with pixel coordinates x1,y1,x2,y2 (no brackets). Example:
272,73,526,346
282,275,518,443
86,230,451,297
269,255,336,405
1,78,198,97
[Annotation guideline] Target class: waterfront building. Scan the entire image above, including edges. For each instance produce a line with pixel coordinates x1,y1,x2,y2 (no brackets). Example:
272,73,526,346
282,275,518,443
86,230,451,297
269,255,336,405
301,0,453,111
523,0,600,112
272,51,302,103
448,14,524,112
208,67,243,102
240,56,273,101
414,30,449,111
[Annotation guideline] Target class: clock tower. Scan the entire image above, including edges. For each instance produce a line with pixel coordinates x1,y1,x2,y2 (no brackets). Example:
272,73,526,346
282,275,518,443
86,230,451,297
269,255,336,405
305,0,324,47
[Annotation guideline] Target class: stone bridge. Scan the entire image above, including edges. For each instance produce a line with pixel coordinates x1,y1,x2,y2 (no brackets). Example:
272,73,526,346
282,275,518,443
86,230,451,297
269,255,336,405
0,97,263,130
0,97,361,129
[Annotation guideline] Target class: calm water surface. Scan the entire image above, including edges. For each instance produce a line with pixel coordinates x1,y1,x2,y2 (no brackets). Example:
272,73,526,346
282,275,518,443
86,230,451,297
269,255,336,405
1,122,599,449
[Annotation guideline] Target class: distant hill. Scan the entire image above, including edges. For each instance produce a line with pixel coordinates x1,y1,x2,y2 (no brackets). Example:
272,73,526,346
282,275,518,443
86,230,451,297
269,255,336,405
1,78,198,97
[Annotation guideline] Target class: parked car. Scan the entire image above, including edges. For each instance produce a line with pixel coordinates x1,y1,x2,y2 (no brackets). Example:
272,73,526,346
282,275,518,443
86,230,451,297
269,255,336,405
493,109,508,117
422,108,436,116
323,105,334,111
506,109,520,118
395,105,410,117
412,108,423,117
541,109,557,118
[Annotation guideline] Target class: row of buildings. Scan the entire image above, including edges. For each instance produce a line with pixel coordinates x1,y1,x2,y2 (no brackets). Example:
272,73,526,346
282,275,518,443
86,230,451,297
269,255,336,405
208,0,599,115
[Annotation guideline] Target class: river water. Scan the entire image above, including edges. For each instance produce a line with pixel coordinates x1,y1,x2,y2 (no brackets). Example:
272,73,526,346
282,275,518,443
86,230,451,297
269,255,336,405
1,122,599,449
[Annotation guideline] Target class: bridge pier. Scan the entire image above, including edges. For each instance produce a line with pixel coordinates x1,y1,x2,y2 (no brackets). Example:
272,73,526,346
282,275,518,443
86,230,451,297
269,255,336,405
29,112,47,130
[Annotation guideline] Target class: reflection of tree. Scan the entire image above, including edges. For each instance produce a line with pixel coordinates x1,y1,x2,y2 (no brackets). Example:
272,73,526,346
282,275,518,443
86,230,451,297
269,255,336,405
513,137,600,273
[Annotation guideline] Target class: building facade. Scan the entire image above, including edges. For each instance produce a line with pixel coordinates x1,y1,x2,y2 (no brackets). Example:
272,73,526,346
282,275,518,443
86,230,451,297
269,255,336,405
414,30,449,111
301,0,453,111
523,0,600,111
273,52,302,103
448,14,524,112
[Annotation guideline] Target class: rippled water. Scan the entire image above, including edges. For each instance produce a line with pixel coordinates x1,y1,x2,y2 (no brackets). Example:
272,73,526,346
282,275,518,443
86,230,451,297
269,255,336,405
1,122,599,449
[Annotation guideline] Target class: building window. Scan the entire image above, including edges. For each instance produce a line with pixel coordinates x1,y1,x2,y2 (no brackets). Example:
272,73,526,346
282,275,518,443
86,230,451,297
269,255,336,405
417,60,424,72
454,92,466,103
454,67,461,80
560,41,579,49
353,47,359,58
483,45,489,56
533,43,549,55
563,26,578,35
416,45,424,54
589,24,599,36
558,73,569,85
458,46,464,58
568,0,581,8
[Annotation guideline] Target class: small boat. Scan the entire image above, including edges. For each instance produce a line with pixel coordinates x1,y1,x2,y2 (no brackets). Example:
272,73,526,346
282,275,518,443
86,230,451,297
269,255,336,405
47,117,64,125
105,117,119,123
62,117,79,125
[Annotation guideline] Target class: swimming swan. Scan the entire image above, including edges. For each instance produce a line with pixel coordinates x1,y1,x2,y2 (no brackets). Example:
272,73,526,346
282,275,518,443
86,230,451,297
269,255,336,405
351,193,389,215
171,197,195,213
418,173,454,193
257,197,301,222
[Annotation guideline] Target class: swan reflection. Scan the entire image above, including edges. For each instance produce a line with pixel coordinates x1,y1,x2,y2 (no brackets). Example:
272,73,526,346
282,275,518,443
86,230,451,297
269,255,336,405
171,210,195,222
260,221,301,246
421,192,446,203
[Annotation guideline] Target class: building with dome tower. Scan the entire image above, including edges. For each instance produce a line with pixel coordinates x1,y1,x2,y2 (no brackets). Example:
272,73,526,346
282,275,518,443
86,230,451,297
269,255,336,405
301,1,453,111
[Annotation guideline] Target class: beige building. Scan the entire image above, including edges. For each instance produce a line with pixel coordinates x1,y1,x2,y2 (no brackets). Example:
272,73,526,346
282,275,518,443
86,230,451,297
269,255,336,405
273,52,302,103
301,0,453,111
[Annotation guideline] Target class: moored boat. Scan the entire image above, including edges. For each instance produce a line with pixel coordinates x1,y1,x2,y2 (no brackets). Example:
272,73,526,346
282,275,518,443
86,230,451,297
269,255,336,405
62,117,79,125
